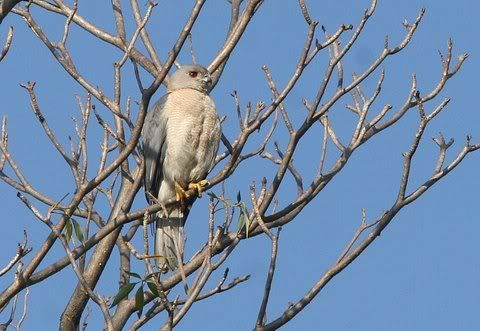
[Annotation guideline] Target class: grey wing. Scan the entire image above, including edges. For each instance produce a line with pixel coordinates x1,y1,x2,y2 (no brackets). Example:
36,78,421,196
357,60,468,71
142,96,168,204
206,116,222,173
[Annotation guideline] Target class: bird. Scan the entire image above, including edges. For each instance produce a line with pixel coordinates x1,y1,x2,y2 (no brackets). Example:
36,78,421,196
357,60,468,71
141,64,221,271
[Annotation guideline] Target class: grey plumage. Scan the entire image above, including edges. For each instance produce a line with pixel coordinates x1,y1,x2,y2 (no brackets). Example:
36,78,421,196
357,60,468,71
142,65,221,271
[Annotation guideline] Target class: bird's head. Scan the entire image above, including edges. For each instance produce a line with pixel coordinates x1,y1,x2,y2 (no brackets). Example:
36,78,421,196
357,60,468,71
167,65,212,94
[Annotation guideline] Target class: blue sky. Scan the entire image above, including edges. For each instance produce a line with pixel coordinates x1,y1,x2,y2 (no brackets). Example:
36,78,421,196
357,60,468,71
0,0,479,330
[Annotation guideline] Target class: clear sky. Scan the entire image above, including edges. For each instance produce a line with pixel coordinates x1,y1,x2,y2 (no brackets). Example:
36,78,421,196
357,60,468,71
0,0,479,330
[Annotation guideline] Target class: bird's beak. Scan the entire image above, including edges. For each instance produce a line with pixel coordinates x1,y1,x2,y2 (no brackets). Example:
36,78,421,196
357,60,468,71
202,74,212,85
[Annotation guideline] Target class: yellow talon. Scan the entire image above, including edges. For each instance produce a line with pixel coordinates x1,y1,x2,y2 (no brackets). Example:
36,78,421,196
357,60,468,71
141,254,174,273
174,181,188,210
188,179,209,198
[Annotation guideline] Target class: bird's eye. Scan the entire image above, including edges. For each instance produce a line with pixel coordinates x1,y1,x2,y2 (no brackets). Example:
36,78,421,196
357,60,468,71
188,71,198,78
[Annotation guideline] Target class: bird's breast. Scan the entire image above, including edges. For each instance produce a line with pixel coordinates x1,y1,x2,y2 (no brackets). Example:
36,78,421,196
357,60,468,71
162,90,219,186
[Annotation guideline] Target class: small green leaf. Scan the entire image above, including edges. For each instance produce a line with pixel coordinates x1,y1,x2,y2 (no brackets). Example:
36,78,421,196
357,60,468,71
236,209,246,233
72,219,84,242
65,219,72,242
135,286,145,318
146,282,159,297
125,271,142,279
236,203,251,237
236,190,241,203
110,283,136,308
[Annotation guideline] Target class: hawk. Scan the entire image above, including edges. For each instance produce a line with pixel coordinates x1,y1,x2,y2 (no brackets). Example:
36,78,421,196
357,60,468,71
142,65,221,271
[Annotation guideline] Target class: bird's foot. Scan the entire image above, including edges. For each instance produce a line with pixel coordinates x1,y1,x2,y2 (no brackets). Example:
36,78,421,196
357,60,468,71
143,255,173,273
174,181,188,210
188,179,209,198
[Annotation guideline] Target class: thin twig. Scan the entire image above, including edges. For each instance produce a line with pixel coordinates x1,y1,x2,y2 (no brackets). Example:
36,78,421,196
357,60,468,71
336,209,379,264
60,0,78,45
0,231,32,278
432,133,454,174
255,228,281,328
16,193,115,330
187,33,196,64
297,0,313,25
0,26,14,62
118,1,157,67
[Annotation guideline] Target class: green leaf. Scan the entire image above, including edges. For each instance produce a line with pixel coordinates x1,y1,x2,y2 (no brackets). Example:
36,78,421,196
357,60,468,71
236,190,241,203
65,218,72,242
236,208,246,233
146,282,159,297
235,203,251,237
110,283,136,308
135,286,145,318
125,271,142,279
72,219,84,242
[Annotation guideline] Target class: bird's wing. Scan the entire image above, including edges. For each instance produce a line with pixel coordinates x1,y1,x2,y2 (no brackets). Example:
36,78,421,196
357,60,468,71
207,116,221,172
142,95,168,204
205,97,222,172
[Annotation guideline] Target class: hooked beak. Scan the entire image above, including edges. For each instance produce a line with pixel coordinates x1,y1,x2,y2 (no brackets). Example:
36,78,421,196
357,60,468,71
202,74,212,85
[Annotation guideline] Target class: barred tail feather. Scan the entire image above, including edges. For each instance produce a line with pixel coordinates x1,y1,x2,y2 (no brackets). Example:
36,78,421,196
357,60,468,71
155,208,185,271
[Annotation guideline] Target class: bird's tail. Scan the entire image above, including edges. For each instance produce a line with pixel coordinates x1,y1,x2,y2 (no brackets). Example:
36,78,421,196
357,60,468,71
154,207,186,271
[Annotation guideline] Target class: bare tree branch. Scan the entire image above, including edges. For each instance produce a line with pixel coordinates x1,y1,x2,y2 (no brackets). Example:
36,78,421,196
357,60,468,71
297,0,313,25
0,25,13,62
0,1,477,329
0,231,31,278
255,228,280,329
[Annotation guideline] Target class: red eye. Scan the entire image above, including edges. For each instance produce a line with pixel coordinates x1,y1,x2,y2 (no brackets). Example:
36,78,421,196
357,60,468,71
188,71,198,78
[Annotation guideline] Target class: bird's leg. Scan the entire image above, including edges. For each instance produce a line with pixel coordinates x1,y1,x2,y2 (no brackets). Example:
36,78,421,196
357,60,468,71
141,255,173,273
188,179,209,198
174,181,188,211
